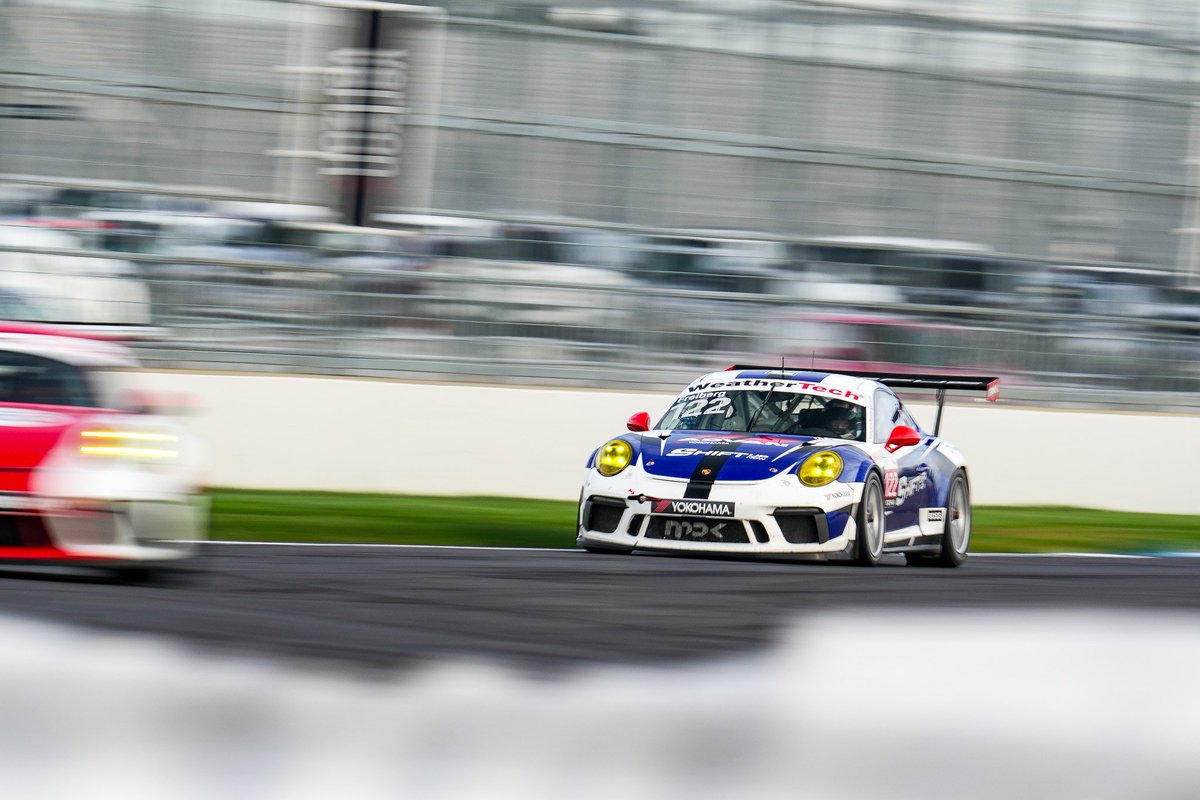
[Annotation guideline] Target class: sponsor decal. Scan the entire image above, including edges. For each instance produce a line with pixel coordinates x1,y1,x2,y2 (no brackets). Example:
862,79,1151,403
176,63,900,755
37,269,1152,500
886,473,928,506
652,500,736,517
896,474,927,502
667,448,769,461
883,468,899,500
676,435,791,448
684,379,862,403
661,519,727,540
823,488,852,501
0,409,71,428
919,507,947,535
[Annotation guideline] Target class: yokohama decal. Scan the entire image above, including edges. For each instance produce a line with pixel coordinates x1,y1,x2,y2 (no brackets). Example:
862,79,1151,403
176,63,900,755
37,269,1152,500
652,500,735,517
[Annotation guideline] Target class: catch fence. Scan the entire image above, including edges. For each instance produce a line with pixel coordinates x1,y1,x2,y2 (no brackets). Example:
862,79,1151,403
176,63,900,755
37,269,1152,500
0,0,1197,408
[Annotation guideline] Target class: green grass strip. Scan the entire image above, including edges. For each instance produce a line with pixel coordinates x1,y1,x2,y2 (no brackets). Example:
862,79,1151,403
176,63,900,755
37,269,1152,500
209,489,1200,554
209,489,577,548
969,506,1200,554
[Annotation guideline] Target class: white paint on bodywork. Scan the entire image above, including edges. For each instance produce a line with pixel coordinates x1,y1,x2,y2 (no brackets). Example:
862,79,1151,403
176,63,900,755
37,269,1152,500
936,440,965,467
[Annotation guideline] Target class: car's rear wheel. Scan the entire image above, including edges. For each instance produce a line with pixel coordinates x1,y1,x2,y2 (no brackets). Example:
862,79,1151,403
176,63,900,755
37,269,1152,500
854,473,885,566
906,472,970,568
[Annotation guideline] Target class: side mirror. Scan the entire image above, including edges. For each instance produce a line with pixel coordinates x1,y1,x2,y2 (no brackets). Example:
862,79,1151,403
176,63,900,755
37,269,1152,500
119,390,155,415
626,411,651,432
884,425,922,453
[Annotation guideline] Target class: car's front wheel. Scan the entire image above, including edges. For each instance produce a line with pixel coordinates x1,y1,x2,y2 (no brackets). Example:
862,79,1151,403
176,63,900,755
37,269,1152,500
854,473,885,566
907,471,970,568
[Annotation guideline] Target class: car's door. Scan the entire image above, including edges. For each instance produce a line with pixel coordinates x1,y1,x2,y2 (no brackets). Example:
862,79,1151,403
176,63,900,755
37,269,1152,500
872,390,931,532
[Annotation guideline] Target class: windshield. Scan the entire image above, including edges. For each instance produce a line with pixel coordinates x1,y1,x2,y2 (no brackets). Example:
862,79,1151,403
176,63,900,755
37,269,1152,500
0,351,99,407
657,390,865,441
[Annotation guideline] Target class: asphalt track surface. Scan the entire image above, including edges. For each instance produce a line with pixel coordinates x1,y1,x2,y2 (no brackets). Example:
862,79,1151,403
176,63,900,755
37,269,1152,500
0,545,1198,674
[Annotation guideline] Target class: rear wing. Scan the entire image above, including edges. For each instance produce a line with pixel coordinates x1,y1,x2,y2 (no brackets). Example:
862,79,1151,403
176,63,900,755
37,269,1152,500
844,372,999,398
850,372,999,436
725,366,999,436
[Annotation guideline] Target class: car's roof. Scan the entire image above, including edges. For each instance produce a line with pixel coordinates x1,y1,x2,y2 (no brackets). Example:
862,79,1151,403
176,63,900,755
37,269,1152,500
0,322,139,368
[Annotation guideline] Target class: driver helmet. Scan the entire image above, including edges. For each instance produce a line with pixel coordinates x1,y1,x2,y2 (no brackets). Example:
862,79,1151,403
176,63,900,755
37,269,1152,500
824,401,857,437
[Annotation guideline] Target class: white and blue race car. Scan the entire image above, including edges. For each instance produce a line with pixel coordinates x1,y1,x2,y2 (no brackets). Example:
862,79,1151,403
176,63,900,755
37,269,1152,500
578,367,998,566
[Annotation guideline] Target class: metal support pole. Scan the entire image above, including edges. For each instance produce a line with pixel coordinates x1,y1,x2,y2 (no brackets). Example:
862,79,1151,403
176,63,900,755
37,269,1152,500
933,387,947,437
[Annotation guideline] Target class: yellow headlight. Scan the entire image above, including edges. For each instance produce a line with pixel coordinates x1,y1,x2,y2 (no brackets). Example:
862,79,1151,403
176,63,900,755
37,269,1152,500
595,439,633,477
798,450,843,487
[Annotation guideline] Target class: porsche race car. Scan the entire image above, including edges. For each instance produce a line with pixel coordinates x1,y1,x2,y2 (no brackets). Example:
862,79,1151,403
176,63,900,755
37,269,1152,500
0,322,205,571
578,367,997,566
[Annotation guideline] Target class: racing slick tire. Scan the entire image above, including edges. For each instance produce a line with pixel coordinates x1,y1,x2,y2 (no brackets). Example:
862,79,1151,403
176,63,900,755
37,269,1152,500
906,471,971,568
854,472,885,566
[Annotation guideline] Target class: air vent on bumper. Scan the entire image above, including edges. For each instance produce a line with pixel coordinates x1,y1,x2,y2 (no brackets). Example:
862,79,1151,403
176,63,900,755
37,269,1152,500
773,508,829,545
584,496,626,534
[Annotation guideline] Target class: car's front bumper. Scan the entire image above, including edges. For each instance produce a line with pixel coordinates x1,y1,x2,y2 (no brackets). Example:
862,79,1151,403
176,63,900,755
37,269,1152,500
0,495,206,564
578,470,861,560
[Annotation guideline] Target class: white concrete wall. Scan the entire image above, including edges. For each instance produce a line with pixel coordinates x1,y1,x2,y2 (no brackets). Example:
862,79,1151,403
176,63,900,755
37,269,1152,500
137,371,1200,514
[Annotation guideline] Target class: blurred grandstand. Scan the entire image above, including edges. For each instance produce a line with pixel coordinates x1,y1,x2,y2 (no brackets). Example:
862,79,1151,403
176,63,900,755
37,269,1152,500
0,0,1198,407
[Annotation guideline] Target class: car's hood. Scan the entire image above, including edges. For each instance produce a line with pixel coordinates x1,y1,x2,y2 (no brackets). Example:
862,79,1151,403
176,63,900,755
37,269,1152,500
640,431,847,482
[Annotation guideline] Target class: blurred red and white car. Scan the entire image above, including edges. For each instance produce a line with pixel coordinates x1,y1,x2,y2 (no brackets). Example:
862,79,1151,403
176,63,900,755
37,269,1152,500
0,322,205,570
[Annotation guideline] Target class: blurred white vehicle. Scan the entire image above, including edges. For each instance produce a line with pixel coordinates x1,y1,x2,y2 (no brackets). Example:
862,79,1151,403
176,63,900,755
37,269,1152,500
148,206,340,325
76,209,244,256
0,223,151,325
428,223,638,340
786,236,1030,310
373,212,499,240
627,232,788,356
